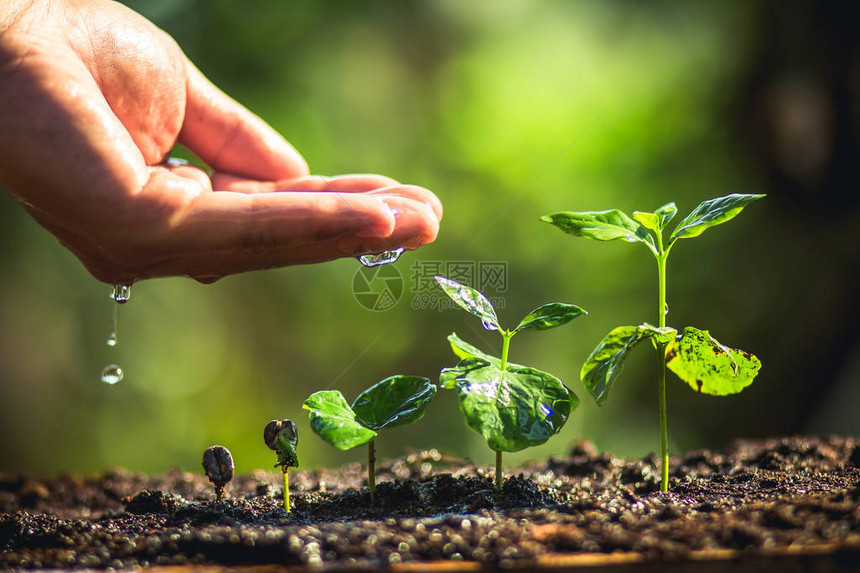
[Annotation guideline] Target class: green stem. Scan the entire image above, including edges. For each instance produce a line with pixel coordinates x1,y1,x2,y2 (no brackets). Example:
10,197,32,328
282,467,290,513
368,439,376,502
656,240,669,493
500,332,512,371
495,450,503,489
657,341,669,493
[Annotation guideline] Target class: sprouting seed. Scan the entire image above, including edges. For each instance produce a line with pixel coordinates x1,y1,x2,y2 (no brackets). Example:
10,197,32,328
264,419,298,512
202,445,234,501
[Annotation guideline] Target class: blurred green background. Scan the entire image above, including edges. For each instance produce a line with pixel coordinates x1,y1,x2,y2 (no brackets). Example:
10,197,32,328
1,0,859,476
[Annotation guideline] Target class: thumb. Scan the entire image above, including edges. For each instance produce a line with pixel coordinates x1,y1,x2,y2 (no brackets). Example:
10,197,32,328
178,59,309,180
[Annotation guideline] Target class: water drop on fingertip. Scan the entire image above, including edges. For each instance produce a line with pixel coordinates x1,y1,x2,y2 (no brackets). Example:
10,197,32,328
358,247,404,267
101,365,124,385
111,284,131,304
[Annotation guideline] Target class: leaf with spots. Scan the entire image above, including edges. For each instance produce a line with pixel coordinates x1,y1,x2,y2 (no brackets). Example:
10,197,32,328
666,327,761,395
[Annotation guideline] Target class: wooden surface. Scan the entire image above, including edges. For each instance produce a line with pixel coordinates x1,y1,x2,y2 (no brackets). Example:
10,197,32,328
132,542,860,573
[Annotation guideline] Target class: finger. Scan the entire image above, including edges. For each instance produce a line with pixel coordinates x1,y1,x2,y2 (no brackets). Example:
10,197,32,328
179,60,309,180
366,184,443,222
131,198,439,283
150,185,398,259
164,164,213,192
206,175,443,222
337,194,440,256
208,173,400,194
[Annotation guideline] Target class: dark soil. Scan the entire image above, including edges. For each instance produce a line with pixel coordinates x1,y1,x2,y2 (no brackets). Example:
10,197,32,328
3,436,860,570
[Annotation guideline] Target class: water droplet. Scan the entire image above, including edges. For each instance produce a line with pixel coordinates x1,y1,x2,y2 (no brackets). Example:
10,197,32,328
107,296,119,347
358,248,404,267
540,404,554,417
111,284,131,304
101,365,124,385
663,303,669,316
481,319,498,331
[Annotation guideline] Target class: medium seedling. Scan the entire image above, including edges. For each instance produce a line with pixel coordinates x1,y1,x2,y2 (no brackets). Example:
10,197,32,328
434,275,586,488
202,445,234,501
264,419,298,512
303,376,436,502
542,193,765,492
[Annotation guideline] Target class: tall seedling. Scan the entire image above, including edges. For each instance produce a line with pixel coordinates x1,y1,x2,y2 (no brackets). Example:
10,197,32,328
542,193,765,492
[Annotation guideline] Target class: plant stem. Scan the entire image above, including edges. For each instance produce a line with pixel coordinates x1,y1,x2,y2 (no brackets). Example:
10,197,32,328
368,439,376,502
495,450,503,489
656,239,670,493
500,332,512,371
282,467,290,513
656,340,669,492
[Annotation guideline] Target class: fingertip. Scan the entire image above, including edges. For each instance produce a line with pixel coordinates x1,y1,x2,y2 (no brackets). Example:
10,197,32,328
369,184,443,223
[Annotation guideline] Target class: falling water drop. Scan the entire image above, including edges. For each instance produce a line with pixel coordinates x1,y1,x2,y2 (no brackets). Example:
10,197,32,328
101,365,124,385
358,248,404,267
103,284,131,383
106,297,119,347
111,284,131,304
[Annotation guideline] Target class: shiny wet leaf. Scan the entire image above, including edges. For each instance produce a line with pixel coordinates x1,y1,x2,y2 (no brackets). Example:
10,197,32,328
440,358,577,452
434,275,500,331
514,302,587,333
351,375,436,432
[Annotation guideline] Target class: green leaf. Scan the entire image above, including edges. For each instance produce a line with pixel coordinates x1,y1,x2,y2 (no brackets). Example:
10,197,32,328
274,430,299,468
448,333,500,366
303,391,377,450
632,211,660,232
633,203,677,233
351,375,437,432
581,324,677,405
514,303,587,333
540,210,656,253
441,359,577,452
440,357,488,389
434,275,500,331
669,193,765,242
666,327,761,395
655,202,678,227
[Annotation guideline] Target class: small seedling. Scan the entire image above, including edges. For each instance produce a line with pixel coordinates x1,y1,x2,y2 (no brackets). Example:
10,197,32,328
202,445,234,501
434,275,585,488
542,193,765,492
264,419,298,512
303,376,436,502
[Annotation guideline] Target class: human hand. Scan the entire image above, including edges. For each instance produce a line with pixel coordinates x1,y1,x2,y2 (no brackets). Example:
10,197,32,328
0,0,441,284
